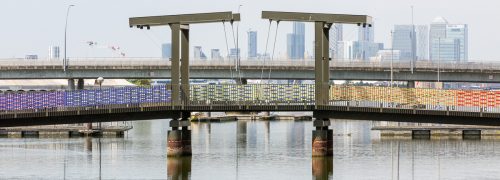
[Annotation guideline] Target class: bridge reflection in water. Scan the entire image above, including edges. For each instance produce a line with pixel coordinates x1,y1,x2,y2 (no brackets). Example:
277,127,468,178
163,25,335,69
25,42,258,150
312,157,334,180
167,157,192,180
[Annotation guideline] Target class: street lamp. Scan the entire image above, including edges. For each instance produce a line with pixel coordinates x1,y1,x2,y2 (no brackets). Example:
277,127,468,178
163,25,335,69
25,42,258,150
94,76,104,180
438,37,441,83
64,5,75,72
96,77,104,90
390,30,394,88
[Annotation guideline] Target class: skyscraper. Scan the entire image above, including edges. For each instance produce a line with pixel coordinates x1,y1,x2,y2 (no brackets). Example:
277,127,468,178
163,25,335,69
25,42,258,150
229,48,240,60
329,24,343,59
194,46,207,60
338,41,383,60
358,23,374,42
247,31,257,59
430,17,468,62
48,46,60,60
287,22,305,59
416,25,429,60
392,25,416,61
355,23,383,60
211,49,222,60
161,43,171,59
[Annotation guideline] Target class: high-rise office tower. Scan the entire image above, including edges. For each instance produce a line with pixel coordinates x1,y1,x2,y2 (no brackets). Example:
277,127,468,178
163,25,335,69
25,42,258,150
48,46,60,60
247,31,257,59
161,43,172,59
287,22,305,59
429,17,468,62
338,41,384,60
358,22,374,42
229,48,240,60
194,46,207,60
393,25,429,61
416,25,429,60
393,25,415,61
211,49,222,60
329,24,343,59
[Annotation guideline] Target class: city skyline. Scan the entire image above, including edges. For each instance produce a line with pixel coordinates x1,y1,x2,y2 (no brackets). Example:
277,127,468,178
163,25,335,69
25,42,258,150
0,0,497,61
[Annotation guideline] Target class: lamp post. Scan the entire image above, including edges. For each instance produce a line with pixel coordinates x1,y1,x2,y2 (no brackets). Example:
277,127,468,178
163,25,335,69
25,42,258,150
96,77,104,90
390,30,394,88
438,37,441,83
64,5,75,72
95,76,104,180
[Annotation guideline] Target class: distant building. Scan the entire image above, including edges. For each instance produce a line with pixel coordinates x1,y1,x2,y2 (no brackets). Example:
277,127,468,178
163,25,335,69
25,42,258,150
358,23,374,42
392,25,428,61
211,49,222,60
161,43,171,59
330,24,343,59
429,17,468,62
229,48,240,60
348,22,383,61
338,41,383,60
373,50,401,61
416,26,429,60
25,55,38,60
48,46,60,60
247,31,257,59
193,46,207,60
287,22,305,59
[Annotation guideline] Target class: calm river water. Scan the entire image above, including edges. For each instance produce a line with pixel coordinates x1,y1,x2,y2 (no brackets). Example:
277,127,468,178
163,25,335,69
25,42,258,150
1,117,500,179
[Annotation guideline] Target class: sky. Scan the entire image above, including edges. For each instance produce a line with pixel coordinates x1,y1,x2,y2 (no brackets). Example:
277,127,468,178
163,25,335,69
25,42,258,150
1,0,499,61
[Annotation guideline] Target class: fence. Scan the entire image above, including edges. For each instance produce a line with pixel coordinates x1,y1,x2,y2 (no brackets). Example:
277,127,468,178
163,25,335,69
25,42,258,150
0,86,171,111
2,84,500,112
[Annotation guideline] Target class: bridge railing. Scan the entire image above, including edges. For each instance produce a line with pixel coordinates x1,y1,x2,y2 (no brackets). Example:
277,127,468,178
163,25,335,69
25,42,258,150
329,85,500,113
2,84,500,114
183,84,315,106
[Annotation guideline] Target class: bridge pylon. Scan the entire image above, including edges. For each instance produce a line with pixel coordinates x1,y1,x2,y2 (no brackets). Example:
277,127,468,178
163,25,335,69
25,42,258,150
262,11,372,156
130,11,240,157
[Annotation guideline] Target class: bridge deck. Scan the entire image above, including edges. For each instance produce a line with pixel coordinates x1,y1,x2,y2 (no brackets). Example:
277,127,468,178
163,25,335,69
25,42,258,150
1,84,500,127
1,103,499,127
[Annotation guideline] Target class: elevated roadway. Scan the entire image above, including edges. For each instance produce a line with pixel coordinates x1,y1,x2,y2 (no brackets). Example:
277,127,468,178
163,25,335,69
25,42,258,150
2,58,500,82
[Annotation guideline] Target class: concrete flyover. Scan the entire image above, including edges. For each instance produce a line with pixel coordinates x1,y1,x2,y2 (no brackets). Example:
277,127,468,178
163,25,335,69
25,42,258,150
2,58,500,82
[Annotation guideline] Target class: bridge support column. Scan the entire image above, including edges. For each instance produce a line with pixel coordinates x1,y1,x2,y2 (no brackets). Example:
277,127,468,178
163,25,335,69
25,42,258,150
67,79,75,90
312,118,333,157
407,81,415,88
167,112,192,156
77,79,84,90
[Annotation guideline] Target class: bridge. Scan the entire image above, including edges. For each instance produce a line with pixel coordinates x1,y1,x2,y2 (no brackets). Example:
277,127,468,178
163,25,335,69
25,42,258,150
2,10,496,159
2,58,500,83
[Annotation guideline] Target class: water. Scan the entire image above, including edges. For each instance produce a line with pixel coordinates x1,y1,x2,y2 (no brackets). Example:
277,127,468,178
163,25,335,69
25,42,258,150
1,119,500,179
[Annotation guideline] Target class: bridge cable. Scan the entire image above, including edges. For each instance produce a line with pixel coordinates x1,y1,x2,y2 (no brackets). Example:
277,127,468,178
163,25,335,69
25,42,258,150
222,21,235,80
236,20,243,84
260,20,273,84
140,31,163,51
230,21,239,83
268,21,280,82
230,21,243,84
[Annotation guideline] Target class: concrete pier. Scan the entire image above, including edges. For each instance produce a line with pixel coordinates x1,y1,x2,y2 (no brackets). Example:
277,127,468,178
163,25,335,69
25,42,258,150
67,79,75,90
77,79,84,90
167,128,192,156
312,119,333,157
407,81,416,88
167,113,192,156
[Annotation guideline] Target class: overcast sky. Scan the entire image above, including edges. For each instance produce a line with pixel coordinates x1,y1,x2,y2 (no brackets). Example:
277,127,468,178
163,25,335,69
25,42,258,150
1,0,499,61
